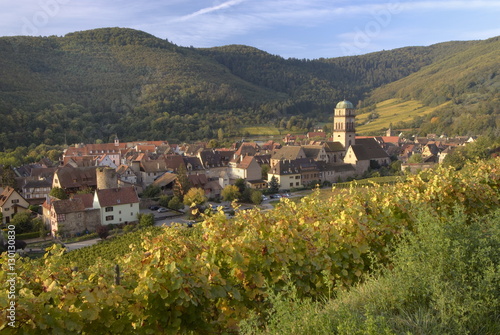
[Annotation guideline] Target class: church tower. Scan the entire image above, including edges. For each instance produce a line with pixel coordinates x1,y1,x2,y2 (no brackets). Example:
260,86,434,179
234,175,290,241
333,100,356,149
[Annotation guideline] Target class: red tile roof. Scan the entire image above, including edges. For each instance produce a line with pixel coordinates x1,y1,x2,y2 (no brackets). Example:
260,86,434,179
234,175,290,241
95,187,139,207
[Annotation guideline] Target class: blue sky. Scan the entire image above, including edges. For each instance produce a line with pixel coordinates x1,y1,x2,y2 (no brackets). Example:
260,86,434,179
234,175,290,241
1,0,499,59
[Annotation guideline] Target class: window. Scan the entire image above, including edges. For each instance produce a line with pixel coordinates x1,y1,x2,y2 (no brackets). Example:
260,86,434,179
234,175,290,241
296,182,300,186
11,199,19,204
57,214,66,222
290,183,293,187
105,207,113,212
106,215,114,221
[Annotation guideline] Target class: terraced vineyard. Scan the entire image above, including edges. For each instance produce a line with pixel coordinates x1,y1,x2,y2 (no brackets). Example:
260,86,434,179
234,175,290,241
356,98,451,134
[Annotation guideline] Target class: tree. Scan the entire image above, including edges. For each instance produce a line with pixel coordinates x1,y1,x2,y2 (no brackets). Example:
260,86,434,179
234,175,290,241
261,164,270,180
1,166,17,188
408,153,423,164
221,185,240,202
217,128,224,142
207,139,219,148
234,178,246,193
11,212,34,234
142,185,161,198
183,188,207,207
268,176,280,193
49,187,68,200
174,165,191,202
250,190,263,205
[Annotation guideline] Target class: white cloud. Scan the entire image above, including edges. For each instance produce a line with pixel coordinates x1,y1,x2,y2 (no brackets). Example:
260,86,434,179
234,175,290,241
176,0,246,22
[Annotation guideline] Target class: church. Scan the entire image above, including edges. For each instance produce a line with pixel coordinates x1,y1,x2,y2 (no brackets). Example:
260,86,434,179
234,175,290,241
332,99,390,174
268,100,390,189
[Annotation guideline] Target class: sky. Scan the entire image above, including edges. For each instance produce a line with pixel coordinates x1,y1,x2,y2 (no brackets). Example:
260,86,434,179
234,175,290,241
1,0,499,59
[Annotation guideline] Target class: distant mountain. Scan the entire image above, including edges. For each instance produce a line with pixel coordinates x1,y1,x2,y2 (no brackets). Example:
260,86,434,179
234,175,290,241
0,27,498,150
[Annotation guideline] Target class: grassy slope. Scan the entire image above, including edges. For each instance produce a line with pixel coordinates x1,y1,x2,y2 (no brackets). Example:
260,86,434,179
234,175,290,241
356,98,451,134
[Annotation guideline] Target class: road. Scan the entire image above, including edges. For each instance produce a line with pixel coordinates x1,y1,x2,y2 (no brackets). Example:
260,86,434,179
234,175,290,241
64,238,101,251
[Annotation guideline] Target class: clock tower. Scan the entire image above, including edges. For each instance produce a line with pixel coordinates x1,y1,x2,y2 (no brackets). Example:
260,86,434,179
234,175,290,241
333,100,356,149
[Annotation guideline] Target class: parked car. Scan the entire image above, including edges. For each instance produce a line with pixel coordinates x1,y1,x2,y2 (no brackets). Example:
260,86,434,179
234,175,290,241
261,195,269,201
149,205,160,211
157,207,169,213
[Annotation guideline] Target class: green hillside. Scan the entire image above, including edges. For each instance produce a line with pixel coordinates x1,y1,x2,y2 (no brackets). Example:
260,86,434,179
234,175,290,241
365,36,500,136
0,28,498,149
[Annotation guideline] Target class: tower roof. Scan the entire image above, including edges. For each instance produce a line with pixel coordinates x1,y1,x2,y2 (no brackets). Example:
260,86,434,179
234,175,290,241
336,100,354,109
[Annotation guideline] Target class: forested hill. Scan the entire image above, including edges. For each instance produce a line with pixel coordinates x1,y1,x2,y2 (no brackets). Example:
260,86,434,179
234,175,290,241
364,36,500,136
0,27,497,150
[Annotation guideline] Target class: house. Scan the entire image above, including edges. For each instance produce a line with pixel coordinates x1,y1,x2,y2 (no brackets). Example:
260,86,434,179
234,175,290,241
96,154,118,169
116,164,138,185
301,145,328,162
260,140,281,152
197,149,228,179
343,138,390,174
44,195,100,238
164,155,186,173
152,172,177,194
307,132,326,139
421,143,440,159
234,142,260,157
323,142,345,163
0,187,30,224
139,160,170,187
63,156,97,167
63,137,126,162
270,146,307,166
297,159,321,187
183,156,204,174
93,187,140,225
228,156,261,181
268,159,302,190
52,166,98,194
283,134,306,144
188,174,222,198
20,179,52,205
317,162,356,183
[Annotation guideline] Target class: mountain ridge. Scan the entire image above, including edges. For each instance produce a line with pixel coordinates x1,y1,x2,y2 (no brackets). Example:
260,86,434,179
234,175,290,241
0,27,498,149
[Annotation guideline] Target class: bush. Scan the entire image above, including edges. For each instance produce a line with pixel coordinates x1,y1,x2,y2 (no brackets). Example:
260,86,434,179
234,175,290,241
158,195,171,208
168,196,184,211
16,231,40,240
139,213,155,228
96,225,110,240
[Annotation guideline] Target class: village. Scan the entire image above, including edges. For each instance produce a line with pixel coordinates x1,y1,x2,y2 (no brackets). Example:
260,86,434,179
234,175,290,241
0,100,475,239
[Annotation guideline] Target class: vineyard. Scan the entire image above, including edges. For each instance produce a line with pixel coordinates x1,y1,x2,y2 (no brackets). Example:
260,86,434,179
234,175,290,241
59,226,166,269
1,158,500,334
